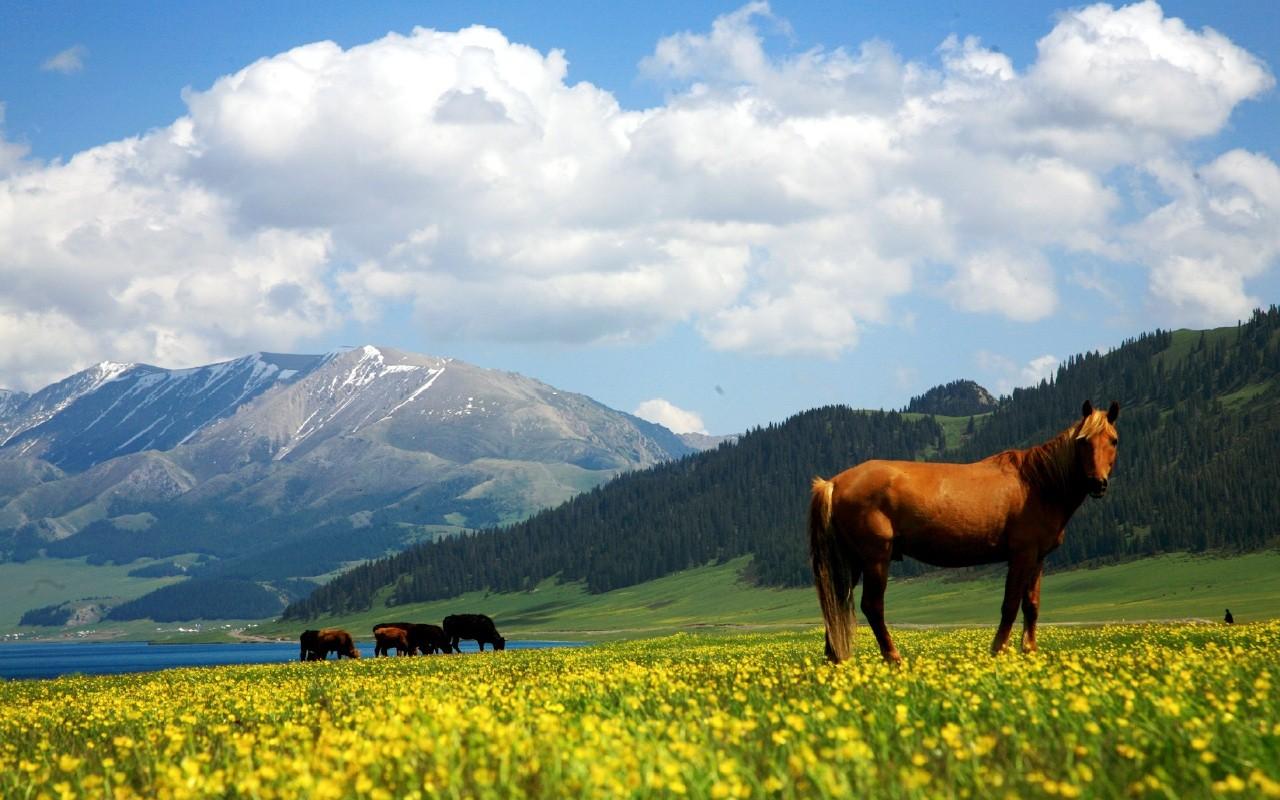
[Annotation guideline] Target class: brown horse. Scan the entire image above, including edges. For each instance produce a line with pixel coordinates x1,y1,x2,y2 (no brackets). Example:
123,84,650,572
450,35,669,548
810,400,1119,664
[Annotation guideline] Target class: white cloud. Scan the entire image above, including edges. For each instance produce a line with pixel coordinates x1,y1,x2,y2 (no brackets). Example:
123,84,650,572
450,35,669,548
1030,1,1272,140
1021,354,1061,386
634,398,707,434
0,310,101,390
0,134,336,388
946,249,1058,322
1129,150,1280,325
976,350,1060,395
42,45,88,74
0,3,1275,389
640,2,780,86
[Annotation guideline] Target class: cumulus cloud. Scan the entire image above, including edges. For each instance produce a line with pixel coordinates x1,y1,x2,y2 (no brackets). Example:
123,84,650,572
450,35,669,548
976,351,1061,395
634,398,708,434
1129,150,1280,325
1021,354,1061,386
0,3,1275,389
946,249,1058,322
0,131,337,387
41,45,88,74
1030,1,1272,139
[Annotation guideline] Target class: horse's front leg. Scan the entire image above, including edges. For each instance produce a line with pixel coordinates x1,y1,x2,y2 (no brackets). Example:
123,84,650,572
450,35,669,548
1020,562,1044,653
992,556,1035,655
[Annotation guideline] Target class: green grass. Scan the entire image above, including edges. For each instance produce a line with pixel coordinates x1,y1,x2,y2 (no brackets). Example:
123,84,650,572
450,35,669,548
1154,325,1243,369
935,413,986,451
0,557,183,631
252,550,1280,643
1219,379,1275,409
9,550,1277,643
901,412,986,455
3,624,1278,798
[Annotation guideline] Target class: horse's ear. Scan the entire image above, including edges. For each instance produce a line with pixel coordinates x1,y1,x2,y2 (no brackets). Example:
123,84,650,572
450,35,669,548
1081,400,1093,418
1107,400,1120,423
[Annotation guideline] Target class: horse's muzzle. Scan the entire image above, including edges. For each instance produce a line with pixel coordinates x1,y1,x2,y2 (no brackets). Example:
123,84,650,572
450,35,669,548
1088,478,1109,498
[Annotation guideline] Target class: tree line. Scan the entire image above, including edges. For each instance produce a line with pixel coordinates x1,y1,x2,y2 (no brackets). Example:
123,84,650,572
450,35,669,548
284,306,1280,620
282,409,945,618
107,579,286,622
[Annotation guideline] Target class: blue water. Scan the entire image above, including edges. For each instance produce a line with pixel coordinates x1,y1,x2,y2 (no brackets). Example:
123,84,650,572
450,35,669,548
0,639,580,681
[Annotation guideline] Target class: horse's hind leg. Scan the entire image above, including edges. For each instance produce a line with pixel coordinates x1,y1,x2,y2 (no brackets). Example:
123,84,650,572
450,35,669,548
860,558,902,665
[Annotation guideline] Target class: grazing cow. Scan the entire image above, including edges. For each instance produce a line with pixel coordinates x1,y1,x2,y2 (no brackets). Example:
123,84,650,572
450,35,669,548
409,623,455,654
300,628,361,661
372,625,412,657
372,622,456,655
443,614,506,652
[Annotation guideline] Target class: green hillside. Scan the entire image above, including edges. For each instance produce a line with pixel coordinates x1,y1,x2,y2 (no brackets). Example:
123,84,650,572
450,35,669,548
0,557,183,630
284,308,1280,622
282,406,948,619
252,551,1280,642
6,543,1275,641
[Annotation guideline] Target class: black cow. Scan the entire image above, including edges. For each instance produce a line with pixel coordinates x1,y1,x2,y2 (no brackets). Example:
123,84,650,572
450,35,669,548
300,628,361,661
372,622,456,655
409,623,455,654
443,614,506,652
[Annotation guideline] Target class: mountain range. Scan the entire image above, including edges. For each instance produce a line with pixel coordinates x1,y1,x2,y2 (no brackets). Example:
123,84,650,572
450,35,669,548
286,309,1280,621
13,308,1278,627
0,345,696,622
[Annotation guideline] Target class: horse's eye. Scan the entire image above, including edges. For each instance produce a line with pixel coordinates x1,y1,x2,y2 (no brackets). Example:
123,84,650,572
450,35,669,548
1110,437,1118,446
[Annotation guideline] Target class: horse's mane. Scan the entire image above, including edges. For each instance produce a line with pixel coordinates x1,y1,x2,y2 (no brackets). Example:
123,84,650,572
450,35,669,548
989,411,1114,497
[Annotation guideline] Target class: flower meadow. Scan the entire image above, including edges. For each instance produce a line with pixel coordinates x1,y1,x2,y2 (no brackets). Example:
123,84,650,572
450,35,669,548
1,623,1277,799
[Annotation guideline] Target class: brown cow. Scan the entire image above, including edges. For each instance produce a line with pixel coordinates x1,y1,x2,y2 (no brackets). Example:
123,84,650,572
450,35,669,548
372,625,412,657
300,628,361,661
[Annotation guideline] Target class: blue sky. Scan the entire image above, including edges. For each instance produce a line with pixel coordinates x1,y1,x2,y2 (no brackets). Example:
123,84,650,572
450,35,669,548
1,1,1277,434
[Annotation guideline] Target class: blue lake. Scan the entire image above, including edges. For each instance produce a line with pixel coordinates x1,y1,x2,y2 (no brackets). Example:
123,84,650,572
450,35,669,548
0,639,581,681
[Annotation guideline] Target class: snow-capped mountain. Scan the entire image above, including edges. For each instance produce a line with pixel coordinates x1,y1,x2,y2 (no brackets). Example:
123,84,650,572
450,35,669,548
0,346,693,584
0,353,321,471
180,345,686,471
0,388,28,422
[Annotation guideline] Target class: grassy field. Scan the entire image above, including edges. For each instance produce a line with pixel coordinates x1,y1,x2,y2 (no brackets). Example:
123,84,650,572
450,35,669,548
4,550,1277,643
252,550,1280,643
2,623,1277,798
0,557,184,632
902,412,986,453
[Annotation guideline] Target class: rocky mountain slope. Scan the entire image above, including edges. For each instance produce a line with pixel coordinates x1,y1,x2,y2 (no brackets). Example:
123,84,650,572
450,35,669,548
286,310,1280,620
0,346,693,600
904,379,997,417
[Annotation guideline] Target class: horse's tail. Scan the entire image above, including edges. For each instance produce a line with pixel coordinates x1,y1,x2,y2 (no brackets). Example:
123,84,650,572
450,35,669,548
810,477,855,663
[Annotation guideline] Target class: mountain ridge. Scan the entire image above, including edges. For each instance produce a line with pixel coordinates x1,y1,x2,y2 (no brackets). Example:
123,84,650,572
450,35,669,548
0,345,695,615
905,379,997,417
283,308,1280,620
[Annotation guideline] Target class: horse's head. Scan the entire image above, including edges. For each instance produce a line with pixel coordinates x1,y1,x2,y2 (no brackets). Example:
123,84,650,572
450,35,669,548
1075,400,1119,497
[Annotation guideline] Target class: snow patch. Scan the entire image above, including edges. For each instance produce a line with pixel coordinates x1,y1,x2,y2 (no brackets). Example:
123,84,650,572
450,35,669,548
380,367,446,422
